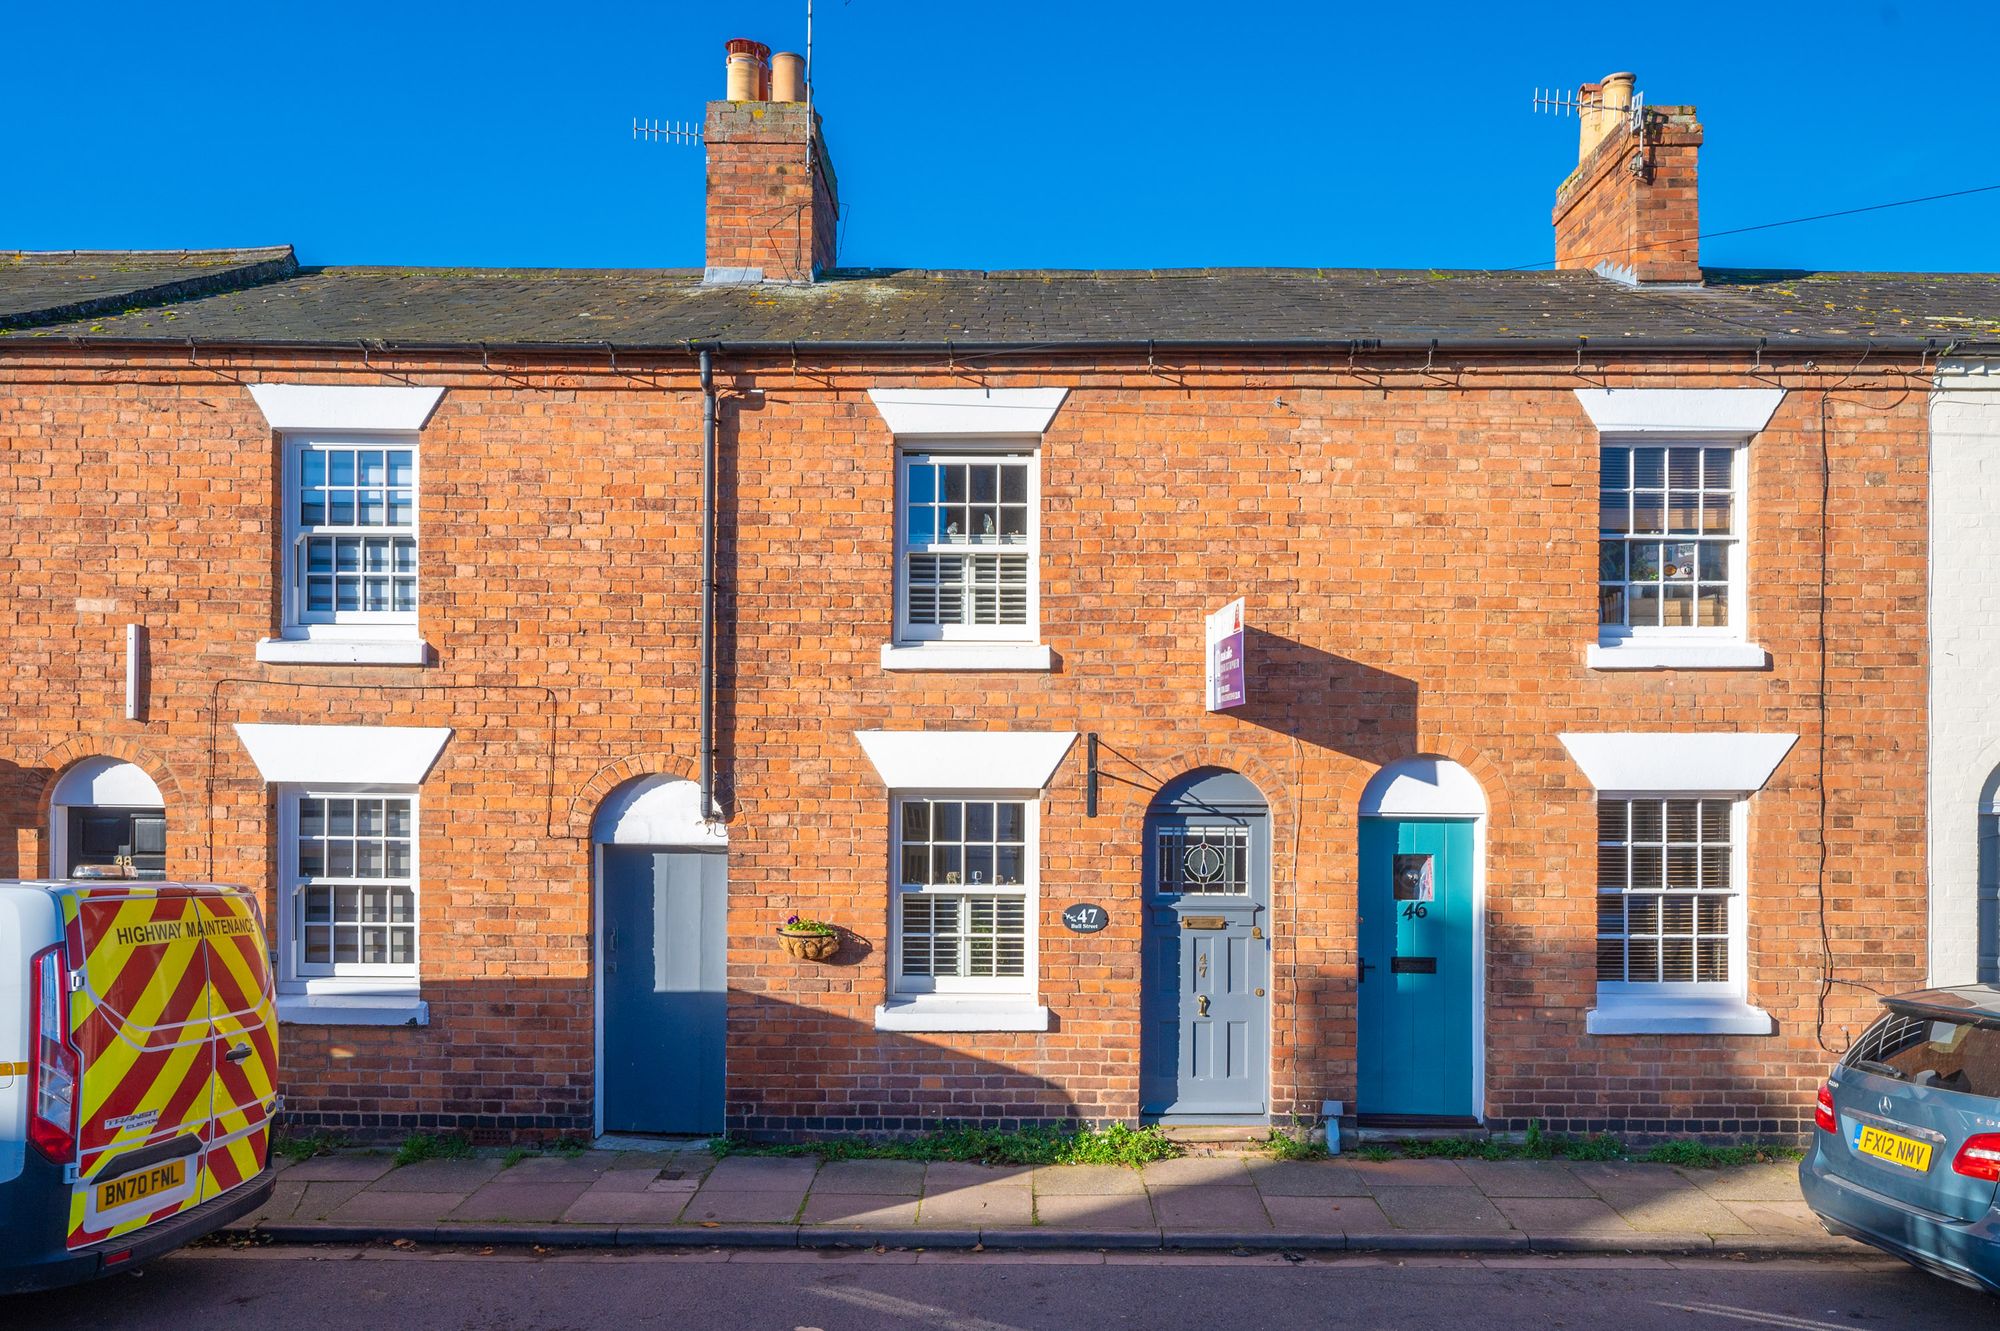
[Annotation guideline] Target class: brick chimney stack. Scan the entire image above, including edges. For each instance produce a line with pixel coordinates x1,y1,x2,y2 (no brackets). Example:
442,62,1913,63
703,37,839,286
1552,73,1703,285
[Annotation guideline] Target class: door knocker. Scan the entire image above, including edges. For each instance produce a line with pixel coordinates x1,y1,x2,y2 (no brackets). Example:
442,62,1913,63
1197,994,1210,1017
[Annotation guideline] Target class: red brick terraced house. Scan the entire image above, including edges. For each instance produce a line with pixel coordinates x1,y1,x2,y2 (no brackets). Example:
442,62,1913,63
5,58,1998,1143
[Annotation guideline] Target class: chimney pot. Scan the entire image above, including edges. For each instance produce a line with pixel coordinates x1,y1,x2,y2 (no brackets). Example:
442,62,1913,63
771,51,805,103
724,38,771,101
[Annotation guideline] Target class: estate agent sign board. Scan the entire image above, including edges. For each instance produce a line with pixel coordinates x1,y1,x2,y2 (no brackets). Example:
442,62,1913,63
1206,598,1246,711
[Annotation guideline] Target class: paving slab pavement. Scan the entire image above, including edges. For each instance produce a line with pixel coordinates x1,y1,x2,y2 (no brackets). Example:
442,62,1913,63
1260,1195,1391,1232
1491,1197,1638,1239
1345,1159,1474,1188
274,1154,396,1183
1241,1160,1370,1196
1033,1164,1146,1195
813,1159,925,1195
918,1184,1035,1227
683,1183,809,1224
236,1146,1848,1257
560,1190,693,1224
1455,1160,1593,1198
372,1158,504,1192
1371,1186,1516,1234
1032,1194,1156,1229
1597,1186,1756,1235
700,1156,817,1190
798,1192,922,1227
450,1181,595,1223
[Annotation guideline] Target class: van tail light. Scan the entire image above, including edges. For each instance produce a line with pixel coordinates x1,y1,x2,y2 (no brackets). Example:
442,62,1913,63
1952,1134,2000,1183
27,944,80,1163
1814,1082,1837,1133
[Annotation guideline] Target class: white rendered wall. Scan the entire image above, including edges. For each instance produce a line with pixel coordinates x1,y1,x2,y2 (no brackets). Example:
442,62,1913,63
1931,357,2000,985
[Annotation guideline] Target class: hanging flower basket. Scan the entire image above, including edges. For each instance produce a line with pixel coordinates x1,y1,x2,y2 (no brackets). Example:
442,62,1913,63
778,916,840,962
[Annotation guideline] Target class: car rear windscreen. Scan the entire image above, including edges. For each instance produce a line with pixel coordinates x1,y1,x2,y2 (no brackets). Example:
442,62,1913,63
1846,1010,2000,1097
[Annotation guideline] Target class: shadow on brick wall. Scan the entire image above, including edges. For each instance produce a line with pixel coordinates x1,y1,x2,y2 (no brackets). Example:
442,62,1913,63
276,982,1096,1146
1232,626,1419,764
724,991,1093,1141
1294,963,1826,1142
1,758,52,878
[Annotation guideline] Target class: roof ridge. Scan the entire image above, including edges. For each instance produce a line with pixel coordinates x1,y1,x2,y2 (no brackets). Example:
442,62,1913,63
0,245,295,264
0,246,300,332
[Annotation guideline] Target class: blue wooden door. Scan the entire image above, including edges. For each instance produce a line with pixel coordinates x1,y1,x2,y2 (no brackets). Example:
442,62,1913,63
1357,818,1475,1118
600,847,727,1134
1141,799,1270,1120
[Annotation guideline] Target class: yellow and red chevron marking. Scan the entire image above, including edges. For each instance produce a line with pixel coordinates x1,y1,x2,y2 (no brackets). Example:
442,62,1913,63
198,891,278,1198
62,886,216,1250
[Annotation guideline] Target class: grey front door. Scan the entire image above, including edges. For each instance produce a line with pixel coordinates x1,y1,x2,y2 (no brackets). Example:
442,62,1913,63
600,846,726,1134
1140,772,1271,1120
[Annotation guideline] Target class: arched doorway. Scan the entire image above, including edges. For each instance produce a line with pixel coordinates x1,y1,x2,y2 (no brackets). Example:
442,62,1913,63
1356,757,1486,1124
1140,768,1271,1123
50,757,167,880
1978,766,2000,984
591,776,727,1137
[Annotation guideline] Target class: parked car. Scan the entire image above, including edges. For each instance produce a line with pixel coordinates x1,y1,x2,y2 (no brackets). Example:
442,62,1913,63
2,880,278,1294
1800,985,2000,1294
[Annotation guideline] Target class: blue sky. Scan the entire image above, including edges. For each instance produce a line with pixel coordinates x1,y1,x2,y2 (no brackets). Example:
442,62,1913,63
9,1,1995,273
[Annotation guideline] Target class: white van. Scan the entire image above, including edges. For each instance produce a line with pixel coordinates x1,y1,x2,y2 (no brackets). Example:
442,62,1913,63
2,880,278,1293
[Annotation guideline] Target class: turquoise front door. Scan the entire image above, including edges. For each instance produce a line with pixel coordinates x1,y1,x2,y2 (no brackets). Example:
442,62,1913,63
1357,817,1476,1118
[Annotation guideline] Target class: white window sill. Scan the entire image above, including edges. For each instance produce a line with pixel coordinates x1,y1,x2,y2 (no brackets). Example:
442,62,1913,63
257,636,432,666
1587,640,1769,671
873,999,1051,1033
1587,997,1773,1036
880,643,1053,672
277,992,430,1027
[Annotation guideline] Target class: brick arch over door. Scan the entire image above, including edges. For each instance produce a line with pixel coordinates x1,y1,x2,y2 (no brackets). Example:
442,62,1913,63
1138,747,1296,835
34,739,185,879
36,738,183,823
1335,743,1511,827
565,754,698,841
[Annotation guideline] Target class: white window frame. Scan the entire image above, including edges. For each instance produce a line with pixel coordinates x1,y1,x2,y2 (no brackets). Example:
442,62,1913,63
893,444,1040,647
889,791,1039,999
1593,792,1748,1006
1596,438,1748,647
279,431,421,640
275,785,421,990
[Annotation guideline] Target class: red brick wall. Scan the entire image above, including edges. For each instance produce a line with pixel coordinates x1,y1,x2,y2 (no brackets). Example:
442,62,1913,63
0,345,1928,1141
704,100,837,281
1553,107,1702,284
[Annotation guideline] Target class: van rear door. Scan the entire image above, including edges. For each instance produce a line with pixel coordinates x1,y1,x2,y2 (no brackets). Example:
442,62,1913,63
63,885,214,1250
193,887,277,1200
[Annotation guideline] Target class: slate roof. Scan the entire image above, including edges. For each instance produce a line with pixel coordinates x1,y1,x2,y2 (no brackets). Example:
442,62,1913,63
2,249,1997,351
0,247,296,331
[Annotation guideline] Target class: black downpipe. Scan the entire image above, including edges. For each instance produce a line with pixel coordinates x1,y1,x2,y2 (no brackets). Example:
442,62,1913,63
698,349,717,821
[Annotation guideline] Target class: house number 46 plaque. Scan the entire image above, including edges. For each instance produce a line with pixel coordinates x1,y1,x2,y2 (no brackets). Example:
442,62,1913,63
1062,903,1110,934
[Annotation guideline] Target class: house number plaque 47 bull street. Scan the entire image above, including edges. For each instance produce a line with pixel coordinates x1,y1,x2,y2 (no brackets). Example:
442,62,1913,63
1062,903,1109,933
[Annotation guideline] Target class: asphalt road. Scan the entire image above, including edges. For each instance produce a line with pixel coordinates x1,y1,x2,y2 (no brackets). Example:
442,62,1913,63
6,1245,1988,1330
